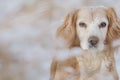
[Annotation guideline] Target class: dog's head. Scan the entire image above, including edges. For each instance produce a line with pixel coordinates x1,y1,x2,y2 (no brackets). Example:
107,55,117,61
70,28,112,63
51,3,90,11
57,7,120,51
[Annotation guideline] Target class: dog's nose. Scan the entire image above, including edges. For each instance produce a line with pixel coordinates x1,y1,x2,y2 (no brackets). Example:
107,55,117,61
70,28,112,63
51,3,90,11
88,36,99,46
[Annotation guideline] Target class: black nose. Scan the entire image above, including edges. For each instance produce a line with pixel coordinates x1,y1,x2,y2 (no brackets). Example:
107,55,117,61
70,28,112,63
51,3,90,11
88,36,99,46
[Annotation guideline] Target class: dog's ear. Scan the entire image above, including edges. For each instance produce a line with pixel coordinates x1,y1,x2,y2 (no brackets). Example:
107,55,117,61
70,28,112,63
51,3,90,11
106,8,120,43
56,10,79,48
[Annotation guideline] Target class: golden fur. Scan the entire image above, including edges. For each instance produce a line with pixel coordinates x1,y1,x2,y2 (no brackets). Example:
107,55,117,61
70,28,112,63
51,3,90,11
50,7,120,80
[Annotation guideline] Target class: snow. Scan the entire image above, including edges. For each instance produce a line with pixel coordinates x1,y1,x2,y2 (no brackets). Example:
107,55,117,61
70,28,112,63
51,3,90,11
0,0,119,80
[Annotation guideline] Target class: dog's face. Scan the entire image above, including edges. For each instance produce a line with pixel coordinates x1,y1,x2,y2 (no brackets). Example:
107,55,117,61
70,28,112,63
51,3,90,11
76,7,109,51
57,7,120,51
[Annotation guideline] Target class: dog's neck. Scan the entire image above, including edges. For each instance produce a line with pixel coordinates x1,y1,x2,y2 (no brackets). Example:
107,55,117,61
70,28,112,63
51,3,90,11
77,44,115,79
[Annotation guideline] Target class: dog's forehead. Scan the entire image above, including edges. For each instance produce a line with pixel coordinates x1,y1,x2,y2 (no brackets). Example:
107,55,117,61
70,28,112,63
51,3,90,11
77,7,107,22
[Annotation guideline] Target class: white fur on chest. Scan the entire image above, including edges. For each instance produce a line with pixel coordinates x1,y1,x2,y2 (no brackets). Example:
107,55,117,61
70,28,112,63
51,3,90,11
77,51,115,80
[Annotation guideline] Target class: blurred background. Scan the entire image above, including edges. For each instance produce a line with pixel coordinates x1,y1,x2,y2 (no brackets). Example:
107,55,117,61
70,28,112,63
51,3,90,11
0,0,120,80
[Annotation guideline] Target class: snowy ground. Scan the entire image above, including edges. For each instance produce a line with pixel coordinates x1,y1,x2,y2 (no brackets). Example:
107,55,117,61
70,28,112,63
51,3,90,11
0,0,120,80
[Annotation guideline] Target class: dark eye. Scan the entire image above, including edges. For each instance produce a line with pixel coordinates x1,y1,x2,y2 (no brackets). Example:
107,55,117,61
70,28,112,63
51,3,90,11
99,22,106,28
79,22,86,28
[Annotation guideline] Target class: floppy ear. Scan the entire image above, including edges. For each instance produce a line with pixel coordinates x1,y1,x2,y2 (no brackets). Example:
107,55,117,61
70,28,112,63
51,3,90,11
106,8,120,43
56,10,79,48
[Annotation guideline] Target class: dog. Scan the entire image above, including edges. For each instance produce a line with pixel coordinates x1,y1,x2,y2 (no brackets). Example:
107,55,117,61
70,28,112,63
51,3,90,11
50,6,120,80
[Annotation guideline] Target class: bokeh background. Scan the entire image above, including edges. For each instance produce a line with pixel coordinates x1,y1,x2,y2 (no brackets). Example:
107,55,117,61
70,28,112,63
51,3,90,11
0,0,120,80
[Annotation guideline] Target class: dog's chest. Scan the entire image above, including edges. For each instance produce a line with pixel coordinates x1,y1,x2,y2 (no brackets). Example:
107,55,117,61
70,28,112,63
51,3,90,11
77,53,101,74
76,52,114,80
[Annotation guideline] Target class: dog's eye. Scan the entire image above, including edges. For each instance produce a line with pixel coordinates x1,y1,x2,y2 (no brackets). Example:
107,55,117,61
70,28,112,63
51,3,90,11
99,22,106,28
79,22,86,28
